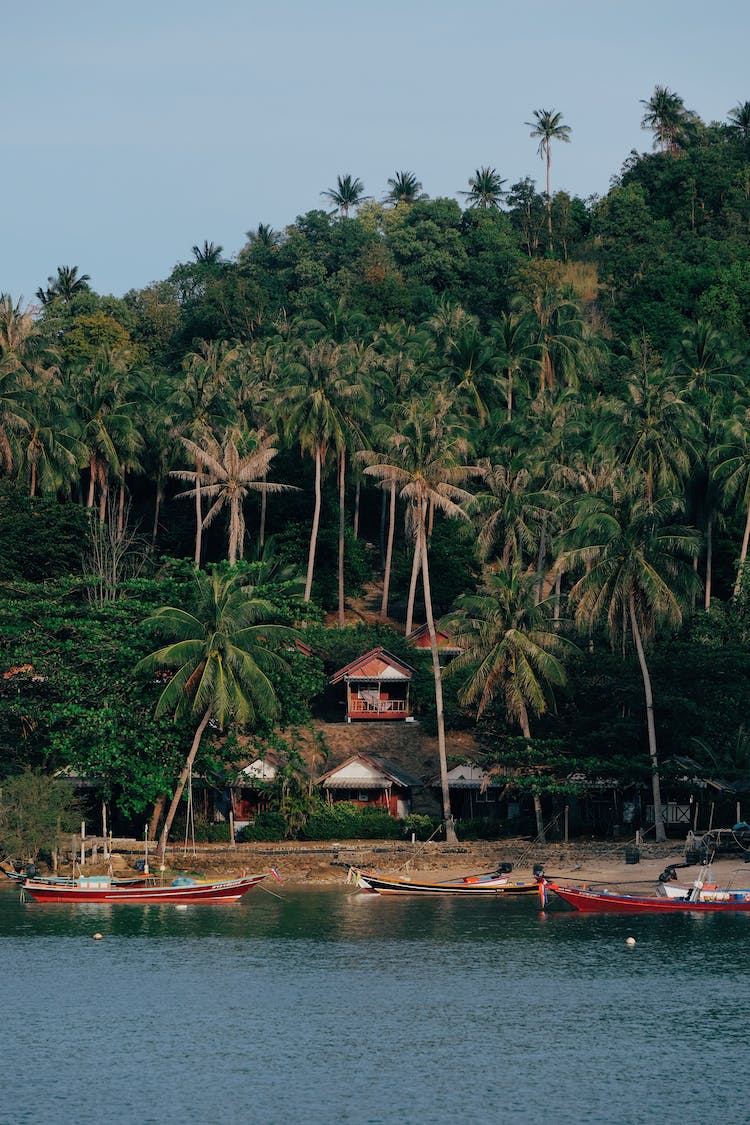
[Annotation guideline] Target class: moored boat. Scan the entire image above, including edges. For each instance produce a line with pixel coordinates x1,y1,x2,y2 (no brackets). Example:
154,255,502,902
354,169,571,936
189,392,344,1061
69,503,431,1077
544,881,750,913
351,867,541,896
658,881,750,903
23,872,267,904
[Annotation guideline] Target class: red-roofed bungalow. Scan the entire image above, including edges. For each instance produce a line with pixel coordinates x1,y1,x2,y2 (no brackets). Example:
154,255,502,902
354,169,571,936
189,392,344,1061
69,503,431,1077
407,624,462,656
330,647,414,722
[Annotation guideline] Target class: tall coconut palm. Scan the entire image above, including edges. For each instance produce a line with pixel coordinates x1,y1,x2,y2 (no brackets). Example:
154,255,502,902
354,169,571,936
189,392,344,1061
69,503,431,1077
525,109,572,247
440,322,502,428
192,241,224,265
172,427,294,566
282,338,370,617
384,171,427,205
322,174,366,217
173,340,238,565
136,568,296,861
491,311,534,422
640,86,696,155
36,264,91,304
560,486,700,842
362,397,480,844
460,167,507,210
714,403,750,596
445,563,572,842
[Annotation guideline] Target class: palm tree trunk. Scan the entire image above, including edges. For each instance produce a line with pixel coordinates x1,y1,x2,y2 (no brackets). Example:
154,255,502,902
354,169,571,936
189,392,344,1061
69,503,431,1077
628,592,666,843
405,533,421,637
380,481,397,621
87,457,96,508
546,144,553,250
29,462,37,498
259,473,267,549
353,479,360,538
733,496,750,596
152,481,164,548
419,515,457,845
194,454,203,567
704,515,713,611
158,707,213,863
337,450,346,627
519,707,546,844
304,448,322,602
148,796,165,840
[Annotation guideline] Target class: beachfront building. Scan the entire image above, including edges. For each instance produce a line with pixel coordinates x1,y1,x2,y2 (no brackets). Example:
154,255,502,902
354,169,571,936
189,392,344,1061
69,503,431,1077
317,753,420,817
329,647,414,722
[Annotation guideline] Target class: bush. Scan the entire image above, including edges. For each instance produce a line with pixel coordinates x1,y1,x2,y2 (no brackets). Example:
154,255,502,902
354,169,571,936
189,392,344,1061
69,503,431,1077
301,801,403,841
238,812,286,842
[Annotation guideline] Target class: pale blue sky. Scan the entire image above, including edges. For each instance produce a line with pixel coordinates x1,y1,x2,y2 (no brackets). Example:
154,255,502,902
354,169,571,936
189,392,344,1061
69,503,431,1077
3,0,748,302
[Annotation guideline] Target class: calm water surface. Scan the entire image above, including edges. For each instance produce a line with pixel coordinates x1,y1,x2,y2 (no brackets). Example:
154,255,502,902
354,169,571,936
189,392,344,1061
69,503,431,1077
1,881,748,1125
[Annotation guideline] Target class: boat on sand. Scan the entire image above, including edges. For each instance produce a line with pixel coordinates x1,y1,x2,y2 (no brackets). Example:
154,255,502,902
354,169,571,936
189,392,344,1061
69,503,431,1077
351,866,541,896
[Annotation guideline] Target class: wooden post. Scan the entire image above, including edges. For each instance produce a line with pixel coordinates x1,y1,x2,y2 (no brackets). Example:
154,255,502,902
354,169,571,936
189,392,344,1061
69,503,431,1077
708,802,715,832
564,804,569,844
102,801,109,859
229,809,236,847
80,821,86,868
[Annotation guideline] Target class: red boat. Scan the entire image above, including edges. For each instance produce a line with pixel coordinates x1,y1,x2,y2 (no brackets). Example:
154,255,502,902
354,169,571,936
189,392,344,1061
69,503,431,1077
546,882,750,913
22,872,267,904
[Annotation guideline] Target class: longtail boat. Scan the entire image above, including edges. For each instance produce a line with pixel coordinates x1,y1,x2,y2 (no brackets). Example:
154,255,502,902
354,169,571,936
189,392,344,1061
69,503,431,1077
351,868,541,896
23,872,267,904
544,881,750,913
658,881,750,903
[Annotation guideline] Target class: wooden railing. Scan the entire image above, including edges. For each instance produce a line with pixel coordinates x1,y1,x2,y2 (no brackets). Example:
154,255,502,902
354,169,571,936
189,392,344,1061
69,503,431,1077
349,697,408,715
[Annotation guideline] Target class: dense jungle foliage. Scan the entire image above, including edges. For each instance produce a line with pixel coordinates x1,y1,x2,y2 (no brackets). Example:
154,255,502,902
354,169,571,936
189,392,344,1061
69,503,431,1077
3,88,750,848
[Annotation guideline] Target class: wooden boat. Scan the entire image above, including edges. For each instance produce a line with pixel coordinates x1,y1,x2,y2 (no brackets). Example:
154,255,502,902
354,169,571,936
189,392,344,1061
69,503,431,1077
544,881,750,913
351,868,540,896
3,870,148,888
658,881,750,903
23,872,267,904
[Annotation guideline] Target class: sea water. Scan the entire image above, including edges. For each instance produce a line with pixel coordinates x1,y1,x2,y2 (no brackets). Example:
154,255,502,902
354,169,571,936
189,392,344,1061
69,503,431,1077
0,882,747,1125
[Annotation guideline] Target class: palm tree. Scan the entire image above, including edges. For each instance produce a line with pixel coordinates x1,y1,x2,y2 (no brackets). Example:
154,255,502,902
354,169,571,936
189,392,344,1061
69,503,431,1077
172,427,293,566
491,311,534,422
136,568,296,862
440,322,502,427
525,109,572,247
192,241,224,265
445,564,572,842
173,340,238,565
322,174,366,217
560,486,700,843
460,167,507,210
36,265,91,304
384,171,426,205
362,397,480,844
714,403,750,596
283,339,369,616
640,86,696,154
728,101,750,145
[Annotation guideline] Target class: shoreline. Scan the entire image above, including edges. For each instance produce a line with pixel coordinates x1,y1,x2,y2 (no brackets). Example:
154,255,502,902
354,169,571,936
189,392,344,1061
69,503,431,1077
45,836,750,890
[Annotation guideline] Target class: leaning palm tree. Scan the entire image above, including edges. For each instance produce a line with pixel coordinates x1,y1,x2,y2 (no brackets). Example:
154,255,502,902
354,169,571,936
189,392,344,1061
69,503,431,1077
362,397,480,844
559,484,700,843
445,563,573,842
460,167,507,210
136,568,296,862
322,174,366,217
172,427,294,566
525,108,572,247
384,171,427,205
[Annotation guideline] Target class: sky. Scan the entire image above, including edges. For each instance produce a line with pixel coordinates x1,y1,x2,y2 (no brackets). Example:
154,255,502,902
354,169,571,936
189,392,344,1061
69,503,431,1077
3,0,749,303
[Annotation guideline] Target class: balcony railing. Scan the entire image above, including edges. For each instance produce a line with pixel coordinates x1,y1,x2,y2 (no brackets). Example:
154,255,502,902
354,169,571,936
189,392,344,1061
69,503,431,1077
349,697,408,715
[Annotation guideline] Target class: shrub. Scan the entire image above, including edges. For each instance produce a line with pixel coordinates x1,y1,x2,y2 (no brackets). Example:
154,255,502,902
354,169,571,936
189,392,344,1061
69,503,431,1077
239,812,286,842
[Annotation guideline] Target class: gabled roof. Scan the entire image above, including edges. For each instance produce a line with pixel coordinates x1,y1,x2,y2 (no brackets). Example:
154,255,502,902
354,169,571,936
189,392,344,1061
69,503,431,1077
317,753,420,791
407,624,462,654
430,763,500,789
232,752,280,784
330,647,414,685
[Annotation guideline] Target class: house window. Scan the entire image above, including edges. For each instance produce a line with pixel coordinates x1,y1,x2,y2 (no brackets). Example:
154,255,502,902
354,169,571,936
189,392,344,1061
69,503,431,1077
476,790,493,803
357,791,370,802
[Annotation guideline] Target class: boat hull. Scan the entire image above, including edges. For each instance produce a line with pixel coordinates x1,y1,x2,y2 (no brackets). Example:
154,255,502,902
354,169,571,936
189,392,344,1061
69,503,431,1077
659,883,750,903
548,883,750,913
23,874,266,904
355,871,539,896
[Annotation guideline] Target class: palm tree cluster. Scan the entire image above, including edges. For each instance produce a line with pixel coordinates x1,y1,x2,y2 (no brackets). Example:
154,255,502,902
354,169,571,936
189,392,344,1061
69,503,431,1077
5,86,750,846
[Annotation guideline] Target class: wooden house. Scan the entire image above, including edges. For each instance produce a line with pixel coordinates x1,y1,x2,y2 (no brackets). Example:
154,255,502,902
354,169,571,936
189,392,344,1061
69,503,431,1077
330,647,414,722
229,754,279,830
407,624,462,658
435,763,503,821
317,753,420,818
